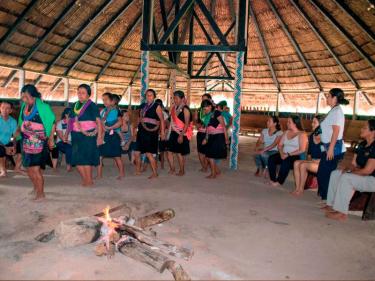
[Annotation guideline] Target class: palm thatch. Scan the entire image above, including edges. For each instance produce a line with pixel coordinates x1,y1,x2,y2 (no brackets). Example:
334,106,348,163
0,0,374,112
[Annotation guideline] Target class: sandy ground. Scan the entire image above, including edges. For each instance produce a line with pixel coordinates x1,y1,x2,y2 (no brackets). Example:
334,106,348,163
0,136,375,280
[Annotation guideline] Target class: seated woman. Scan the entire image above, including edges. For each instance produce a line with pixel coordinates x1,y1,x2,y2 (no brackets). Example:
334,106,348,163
254,116,283,177
291,116,323,196
268,115,308,187
321,119,375,221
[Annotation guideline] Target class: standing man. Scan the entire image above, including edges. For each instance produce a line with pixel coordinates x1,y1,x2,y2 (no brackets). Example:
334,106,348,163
0,101,17,177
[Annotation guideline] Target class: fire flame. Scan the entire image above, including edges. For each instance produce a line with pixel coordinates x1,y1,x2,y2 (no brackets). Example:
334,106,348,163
104,205,112,222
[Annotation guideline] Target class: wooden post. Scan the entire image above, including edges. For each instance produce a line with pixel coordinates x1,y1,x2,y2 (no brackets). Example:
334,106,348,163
165,87,170,108
64,78,69,106
186,78,191,106
128,85,132,106
316,91,323,115
18,69,25,98
275,91,281,116
140,50,150,104
353,90,360,120
93,82,98,103
229,51,245,170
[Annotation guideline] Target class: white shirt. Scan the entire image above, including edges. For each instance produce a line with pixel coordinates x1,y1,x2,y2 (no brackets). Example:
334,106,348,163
320,105,346,153
262,128,283,151
56,119,71,143
282,133,300,154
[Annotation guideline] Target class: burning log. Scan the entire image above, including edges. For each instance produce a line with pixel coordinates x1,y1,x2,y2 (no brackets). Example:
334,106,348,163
117,223,193,261
134,208,175,229
167,262,192,281
118,238,171,273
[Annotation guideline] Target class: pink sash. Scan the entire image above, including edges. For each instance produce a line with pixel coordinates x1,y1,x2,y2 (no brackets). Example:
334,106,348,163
198,127,206,133
171,106,193,140
207,124,225,135
72,121,97,132
21,121,46,154
142,117,160,126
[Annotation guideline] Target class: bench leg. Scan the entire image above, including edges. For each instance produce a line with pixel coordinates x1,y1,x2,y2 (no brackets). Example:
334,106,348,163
363,193,375,221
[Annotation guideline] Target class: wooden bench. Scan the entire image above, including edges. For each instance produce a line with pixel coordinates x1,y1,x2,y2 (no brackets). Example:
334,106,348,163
349,191,375,220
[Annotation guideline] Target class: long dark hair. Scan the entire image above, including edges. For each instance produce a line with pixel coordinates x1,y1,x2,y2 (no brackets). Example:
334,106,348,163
78,84,91,96
201,99,214,112
290,115,304,131
61,107,71,120
202,93,212,100
270,116,281,132
369,119,375,132
329,88,349,105
146,89,156,98
312,115,322,136
21,84,41,98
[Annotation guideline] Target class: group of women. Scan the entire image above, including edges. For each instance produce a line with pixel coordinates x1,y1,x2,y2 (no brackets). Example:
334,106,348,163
4,84,374,218
254,88,375,221
10,84,232,200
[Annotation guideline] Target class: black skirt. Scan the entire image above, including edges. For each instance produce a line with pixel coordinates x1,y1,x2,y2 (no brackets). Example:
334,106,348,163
71,132,100,166
204,133,227,159
136,126,159,154
22,142,49,169
196,132,206,154
168,131,190,156
99,132,122,158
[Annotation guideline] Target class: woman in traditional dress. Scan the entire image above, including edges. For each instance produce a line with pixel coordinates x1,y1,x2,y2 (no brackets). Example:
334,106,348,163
167,91,193,176
97,93,124,180
291,116,322,196
56,108,73,172
195,94,212,172
155,99,170,170
201,99,229,179
134,89,165,179
317,88,348,201
19,84,55,200
69,84,103,187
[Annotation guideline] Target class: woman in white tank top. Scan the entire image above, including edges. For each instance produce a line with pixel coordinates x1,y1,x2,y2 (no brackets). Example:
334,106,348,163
268,115,308,187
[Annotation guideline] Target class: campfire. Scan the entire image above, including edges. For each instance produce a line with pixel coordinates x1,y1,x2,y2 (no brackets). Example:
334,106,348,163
35,205,193,281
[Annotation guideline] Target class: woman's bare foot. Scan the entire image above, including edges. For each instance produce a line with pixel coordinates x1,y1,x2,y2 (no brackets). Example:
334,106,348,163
254,169,260,177
29,189,36,195
0,171,7,178
199,168,207,173
94,175,102,180
290,190,303,197
116,175,124,180
206,174,216,179
320,205,334,212
82,181,94,187
14,169,27,176
270,181,280,187
66,166,72,172
148,173,158,179
326,211,347,221
33,192,46,201
168,169,175,175
176,171,184,176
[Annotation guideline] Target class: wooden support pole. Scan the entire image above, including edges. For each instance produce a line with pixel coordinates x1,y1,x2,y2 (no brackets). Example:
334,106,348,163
2,70,18,88
93,82,98,104
140,50,150,104
275,91,281,116
353,90,361,120
230,51,245,170
18,69,25,98
316,91,323,115
64,78,69,106
128,85,132,106
186,78,191,106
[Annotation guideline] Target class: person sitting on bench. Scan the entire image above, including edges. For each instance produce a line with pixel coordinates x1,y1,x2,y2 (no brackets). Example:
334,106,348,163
321,119,375,221
0,101,17,177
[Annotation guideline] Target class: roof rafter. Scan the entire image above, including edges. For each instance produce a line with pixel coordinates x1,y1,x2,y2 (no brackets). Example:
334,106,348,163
32,0,115,83
267,0,322,91
0,0,39,48
95,10,142,81
250,3,280,91
333,0,375,43
65,0,135,76
309,0,375,69
290,0,359,89
20,0,77,67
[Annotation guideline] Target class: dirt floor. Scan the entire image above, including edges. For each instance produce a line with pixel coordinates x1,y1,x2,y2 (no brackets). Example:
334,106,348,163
0,136,375,280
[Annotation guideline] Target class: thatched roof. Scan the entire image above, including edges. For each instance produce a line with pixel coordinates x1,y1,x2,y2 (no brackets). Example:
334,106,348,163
0,0,374,111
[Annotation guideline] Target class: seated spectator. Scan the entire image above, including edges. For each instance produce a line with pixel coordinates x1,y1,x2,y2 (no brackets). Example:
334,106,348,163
268,115,308,187
291,116,323,196
254,116,283,177
321,119,375,221
0,101,17,177
56,108,73,172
